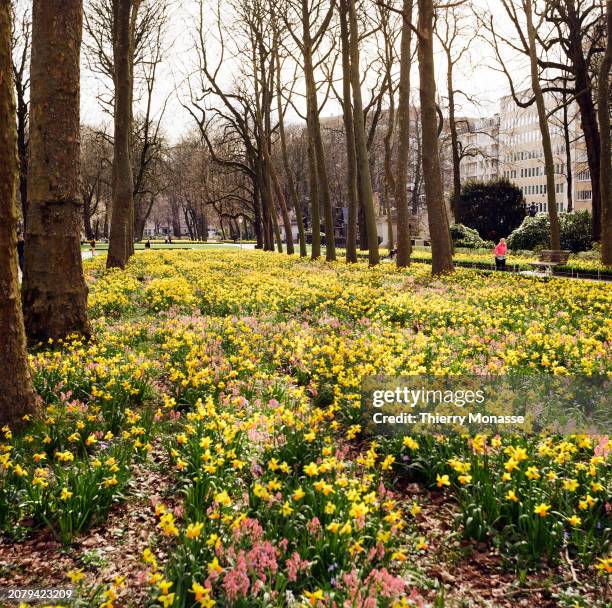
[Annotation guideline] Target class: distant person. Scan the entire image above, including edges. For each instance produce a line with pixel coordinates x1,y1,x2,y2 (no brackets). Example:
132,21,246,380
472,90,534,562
493,238,507,271
145,239,151,249
528,203,537,217
17,233,25,273
168,236,172,244
90,239,96,257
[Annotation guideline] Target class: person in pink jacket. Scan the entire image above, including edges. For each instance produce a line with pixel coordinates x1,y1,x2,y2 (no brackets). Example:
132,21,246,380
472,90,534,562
493,238,507,271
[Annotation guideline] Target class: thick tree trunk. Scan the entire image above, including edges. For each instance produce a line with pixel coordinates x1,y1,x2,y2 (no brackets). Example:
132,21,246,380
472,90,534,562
525,0,560,249
599,0,612,265
0,3,37,426
395,0,414,267
339,0,358,263
23,0,90,341
107,0,135,269
348,0,379,265
417,0,453,274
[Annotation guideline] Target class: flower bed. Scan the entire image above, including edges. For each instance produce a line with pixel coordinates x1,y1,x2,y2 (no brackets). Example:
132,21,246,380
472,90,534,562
3,250,610,607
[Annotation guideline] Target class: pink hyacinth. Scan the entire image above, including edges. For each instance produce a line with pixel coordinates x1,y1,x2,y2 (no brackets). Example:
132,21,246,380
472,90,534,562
223,554,250,601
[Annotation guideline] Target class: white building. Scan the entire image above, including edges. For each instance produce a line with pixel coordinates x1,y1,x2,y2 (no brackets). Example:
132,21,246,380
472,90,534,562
458,115,500,182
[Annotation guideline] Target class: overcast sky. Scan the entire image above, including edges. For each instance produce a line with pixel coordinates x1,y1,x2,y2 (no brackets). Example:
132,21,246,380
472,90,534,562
78,0,531,142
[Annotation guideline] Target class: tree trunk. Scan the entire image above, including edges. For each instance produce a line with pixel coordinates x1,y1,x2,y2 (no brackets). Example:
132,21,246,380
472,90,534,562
107,0,135,269
306,132,321,259
251,172,264,248
525,0,560,249
561,2,602,240
562,83,573,213
348,0,379,265
15,84,28,227
23,0,90,341
599,0,611,266
339,0,358,263
0,2,37,426
417,0,453,274
311,102,336,261
271,195,283,253
395,0,414,267
83,192,95,240
382,28,396,252
302,0,335,261
383,132,394,253
276,54,306,256
270,160,294,254
446,49,461,219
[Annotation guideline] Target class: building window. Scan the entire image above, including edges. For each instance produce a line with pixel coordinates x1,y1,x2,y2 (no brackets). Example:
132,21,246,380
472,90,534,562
577,170,591,181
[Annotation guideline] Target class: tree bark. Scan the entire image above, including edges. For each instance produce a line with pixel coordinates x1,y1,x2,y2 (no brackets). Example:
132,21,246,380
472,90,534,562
395,0,414,267
107,0,136,269
559,1,602,240
599,0,611,265
15,80,28,227
251,169,264,248
382,14,396,252
417,0,453,274
561,82,573,213
23,0,90,341
0,2,37,426
301,0,334,260
525,0,560,249
306,132,321,259
276,54,306,256
339,0,358,262
446,48,461,219
348,0,379,265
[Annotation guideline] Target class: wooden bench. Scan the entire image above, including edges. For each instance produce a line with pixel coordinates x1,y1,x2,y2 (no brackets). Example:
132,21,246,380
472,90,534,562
528,250,570,276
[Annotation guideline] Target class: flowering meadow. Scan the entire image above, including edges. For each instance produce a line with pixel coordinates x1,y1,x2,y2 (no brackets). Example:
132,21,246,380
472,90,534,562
1,250,611,608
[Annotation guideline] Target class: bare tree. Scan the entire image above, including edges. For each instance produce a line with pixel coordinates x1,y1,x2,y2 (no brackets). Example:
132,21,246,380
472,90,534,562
348,0,380,265
106,0,140,267
275,52,307,256
599,0,611,265
436,5,476,217
416,0,454,273
485,0,561,249
338,0,359,261
10,3,30,226
378,0,400,251
283,0,337,260
394,0,414,267
81,126,112,240
542,0,606,242
0,1,37,426
23,0,91,340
